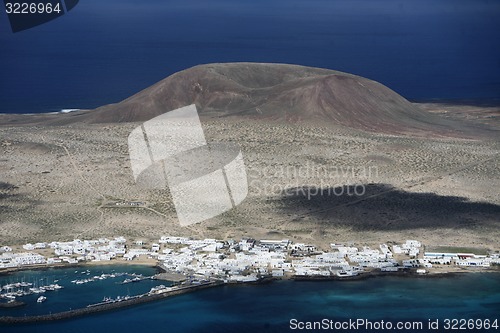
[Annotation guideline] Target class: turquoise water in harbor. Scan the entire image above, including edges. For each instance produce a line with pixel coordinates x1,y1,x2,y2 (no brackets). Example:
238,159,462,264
0,266,499,332
0,265,168,317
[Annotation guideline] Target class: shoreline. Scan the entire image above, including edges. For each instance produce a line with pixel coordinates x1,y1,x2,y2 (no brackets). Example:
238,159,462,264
0,262,498,324
0,258,160,277
1,256,498,278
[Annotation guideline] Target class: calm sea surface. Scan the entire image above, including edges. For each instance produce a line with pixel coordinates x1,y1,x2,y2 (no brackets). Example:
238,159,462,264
0,266,499,333
1,0,499,114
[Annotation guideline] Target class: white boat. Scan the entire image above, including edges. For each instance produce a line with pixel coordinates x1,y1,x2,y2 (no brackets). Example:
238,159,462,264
37,296,47,303
336,270,358,277
29,287,46,294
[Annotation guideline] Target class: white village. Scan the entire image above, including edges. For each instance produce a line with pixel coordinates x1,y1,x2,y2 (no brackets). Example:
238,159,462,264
1,235,499,282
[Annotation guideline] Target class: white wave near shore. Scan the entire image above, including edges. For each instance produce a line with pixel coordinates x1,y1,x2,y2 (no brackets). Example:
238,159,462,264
47,108,81,114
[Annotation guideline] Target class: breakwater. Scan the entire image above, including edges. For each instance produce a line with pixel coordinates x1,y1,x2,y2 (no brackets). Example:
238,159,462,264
0,281,221,324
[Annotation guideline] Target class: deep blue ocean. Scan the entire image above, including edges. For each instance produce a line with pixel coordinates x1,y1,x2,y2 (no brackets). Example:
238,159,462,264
1,0,500,114
0,266,499,333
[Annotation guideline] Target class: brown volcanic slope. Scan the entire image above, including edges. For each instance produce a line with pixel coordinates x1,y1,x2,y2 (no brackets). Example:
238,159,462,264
82,63,490,136
1,63,494,137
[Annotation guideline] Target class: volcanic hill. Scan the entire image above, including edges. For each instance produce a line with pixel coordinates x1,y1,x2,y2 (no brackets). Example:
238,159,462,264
81,63,483,136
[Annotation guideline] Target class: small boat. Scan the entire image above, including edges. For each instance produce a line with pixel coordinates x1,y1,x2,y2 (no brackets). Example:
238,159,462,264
29,287,46,294
37,296,47,303
336,270,358,277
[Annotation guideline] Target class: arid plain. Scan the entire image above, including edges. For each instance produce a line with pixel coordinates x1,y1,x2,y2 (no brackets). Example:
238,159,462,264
1,64,499,251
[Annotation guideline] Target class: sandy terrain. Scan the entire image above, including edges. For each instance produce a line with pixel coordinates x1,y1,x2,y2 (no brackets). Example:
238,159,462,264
0,102,498,251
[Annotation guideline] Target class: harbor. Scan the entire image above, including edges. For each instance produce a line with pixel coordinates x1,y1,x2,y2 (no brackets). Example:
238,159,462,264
0,280,221,324
0,235,499,323
0,281,63,303
0,268,498,331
